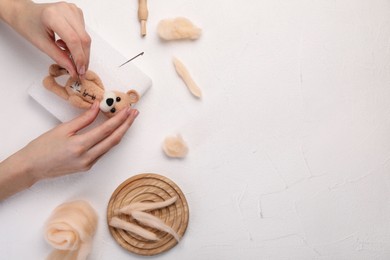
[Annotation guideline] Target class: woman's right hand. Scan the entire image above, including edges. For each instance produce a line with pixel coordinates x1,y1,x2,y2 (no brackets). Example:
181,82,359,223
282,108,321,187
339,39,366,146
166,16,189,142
0,0,90,78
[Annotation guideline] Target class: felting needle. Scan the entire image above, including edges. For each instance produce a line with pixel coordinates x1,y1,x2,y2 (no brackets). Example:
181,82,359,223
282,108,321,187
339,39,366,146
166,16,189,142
69,53,81,82
118,52,144,67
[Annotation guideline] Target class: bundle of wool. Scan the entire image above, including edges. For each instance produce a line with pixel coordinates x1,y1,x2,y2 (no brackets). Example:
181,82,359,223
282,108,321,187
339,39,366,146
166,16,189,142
157,17,201,41
44,200,98,260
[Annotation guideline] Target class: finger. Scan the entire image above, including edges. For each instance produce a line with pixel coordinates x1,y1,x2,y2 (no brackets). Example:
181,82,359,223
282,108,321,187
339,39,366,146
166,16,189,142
40,3,88,76
63,101,100,134
80,107,135,149
56,39,83,79
61,4,91,75
64,4,91,71
55,39,78,77
56,29,91,76
40,15,80,77
51,20,86,75
56,39,68,51
38,37,78,77
81,153,104,172
87,109,139,158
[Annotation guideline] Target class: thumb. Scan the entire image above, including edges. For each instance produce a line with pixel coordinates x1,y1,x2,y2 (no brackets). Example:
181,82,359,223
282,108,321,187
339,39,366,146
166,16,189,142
65,101,100,133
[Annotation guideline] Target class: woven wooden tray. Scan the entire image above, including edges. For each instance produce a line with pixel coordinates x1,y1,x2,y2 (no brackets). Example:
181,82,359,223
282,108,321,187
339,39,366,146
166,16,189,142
107,173,189,256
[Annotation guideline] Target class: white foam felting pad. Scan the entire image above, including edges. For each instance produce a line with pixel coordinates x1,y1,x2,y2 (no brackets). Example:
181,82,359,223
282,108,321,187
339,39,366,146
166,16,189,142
28,28,152,123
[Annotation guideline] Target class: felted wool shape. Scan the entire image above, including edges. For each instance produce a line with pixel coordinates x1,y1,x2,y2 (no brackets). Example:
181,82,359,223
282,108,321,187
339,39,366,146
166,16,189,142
44,200,98,260
43,64,140,118
157,17,201,41
162,134,188,158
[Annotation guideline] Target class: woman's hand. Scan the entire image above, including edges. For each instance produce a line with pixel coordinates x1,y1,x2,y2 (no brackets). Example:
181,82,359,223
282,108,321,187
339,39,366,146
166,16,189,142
23,102,138,179
0,102,139,200
0,0,90,78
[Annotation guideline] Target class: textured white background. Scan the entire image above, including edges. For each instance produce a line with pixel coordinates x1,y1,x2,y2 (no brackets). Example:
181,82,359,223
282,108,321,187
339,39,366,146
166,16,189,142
1,0,390,259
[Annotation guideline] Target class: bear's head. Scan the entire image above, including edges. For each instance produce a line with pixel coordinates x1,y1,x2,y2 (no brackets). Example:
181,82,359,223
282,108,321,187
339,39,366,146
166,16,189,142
99,90,140,118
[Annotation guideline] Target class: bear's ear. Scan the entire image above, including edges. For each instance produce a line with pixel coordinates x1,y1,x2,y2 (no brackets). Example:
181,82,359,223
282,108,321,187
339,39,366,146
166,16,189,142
127,90,140,104
49,64,69,77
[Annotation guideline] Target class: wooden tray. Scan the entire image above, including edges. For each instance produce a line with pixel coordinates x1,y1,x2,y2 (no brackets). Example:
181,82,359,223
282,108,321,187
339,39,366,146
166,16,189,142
107,173,189,256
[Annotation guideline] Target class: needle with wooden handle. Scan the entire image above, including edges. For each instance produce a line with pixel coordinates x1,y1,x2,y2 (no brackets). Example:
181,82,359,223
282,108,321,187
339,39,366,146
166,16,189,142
138,0,148,37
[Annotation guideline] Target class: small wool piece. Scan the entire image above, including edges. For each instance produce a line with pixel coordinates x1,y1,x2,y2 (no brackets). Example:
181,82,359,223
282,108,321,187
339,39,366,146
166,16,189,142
109,217,159,241
131,211,181,242
173,57,202,98
162,134,188,158
118,196,177,215
157,17,201,41
44,200,98,260
111,196,180,242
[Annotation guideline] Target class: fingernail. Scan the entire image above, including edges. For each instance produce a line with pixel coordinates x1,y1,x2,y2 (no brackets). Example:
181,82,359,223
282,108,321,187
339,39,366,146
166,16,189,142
69,69,77,79
126,107,132,115
133,109,139,118
91,101,98,109
78,65,85,75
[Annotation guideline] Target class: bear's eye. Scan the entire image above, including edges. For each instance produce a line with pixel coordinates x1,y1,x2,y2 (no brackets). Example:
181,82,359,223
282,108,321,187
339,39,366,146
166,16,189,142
116,97,121,102
110,108,116,113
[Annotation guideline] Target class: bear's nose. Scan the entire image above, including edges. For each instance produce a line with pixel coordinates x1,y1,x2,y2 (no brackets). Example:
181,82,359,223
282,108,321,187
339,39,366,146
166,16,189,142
106,98,114,106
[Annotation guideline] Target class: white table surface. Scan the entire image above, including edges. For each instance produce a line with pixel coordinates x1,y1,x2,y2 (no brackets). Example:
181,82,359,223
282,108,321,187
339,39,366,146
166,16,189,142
1,0,390,259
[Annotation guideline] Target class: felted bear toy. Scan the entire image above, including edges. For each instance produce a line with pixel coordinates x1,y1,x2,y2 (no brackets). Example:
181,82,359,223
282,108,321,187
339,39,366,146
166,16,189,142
42,64,140,118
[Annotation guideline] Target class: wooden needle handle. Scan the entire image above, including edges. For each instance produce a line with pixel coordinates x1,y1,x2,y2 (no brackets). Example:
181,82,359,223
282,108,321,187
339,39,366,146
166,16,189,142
138,0,148,36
